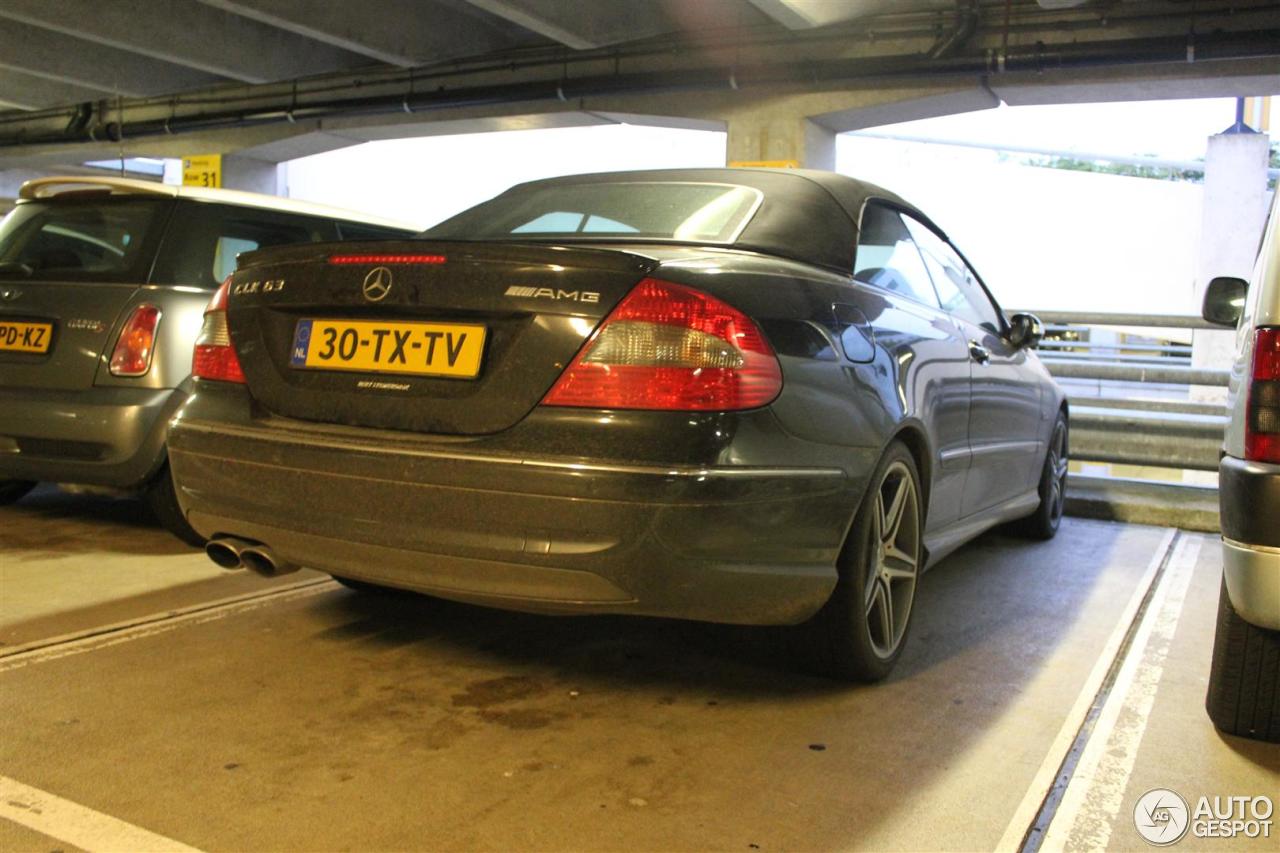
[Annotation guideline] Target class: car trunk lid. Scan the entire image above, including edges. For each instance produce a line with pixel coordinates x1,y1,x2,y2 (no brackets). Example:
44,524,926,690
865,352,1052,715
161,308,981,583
0,279,141,390
0,195,171,391
225,240,658,435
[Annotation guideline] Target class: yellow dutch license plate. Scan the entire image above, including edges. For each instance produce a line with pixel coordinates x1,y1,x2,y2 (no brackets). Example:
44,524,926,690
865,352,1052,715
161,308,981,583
0,320,54,354
290,318,486,379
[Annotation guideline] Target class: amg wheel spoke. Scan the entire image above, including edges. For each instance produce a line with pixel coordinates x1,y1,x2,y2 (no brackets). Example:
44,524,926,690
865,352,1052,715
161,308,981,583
866,495,884,604
881,475,908,546
859,458,920,660
883,557,916,580
884,540,916,568
878,579,894,645
866,576,884,618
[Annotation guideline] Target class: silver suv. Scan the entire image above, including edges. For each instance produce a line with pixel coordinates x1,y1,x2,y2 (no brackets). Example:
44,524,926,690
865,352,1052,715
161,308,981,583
1201,189,1279,743
0,177,415,543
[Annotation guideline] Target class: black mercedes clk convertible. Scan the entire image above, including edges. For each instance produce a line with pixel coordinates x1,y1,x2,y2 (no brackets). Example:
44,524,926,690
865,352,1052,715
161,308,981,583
168,168,1067,681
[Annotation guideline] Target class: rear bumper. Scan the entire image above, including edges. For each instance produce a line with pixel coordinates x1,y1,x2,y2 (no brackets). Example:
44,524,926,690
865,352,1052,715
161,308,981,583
1221,538,1280,631
1218,456,1280,630
0,383,186,489
168,406,862,626
1219,456,1280,547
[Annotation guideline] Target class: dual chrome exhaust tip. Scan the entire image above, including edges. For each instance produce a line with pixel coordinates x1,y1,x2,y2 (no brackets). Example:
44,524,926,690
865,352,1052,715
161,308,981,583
205,536,300,578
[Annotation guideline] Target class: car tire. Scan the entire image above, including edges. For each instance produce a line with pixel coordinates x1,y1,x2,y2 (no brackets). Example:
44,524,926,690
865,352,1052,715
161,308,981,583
797,440,923,682
144,461,205,547
0,479,37,505
1205,578,1280,743
1011,412,1068,541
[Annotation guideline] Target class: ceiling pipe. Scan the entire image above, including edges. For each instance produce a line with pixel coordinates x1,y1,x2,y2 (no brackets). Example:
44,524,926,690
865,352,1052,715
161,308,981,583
1,27,1277,149
929,1,982,60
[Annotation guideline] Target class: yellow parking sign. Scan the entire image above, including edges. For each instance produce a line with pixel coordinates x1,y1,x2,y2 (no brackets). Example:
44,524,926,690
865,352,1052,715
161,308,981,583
182,154,221,188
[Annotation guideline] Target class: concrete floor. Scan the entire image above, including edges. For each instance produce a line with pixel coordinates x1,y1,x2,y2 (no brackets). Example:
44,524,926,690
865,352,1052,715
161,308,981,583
0,487,1276,852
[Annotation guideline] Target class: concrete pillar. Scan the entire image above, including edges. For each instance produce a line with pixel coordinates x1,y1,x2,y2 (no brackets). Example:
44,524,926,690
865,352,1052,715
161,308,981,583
221,154,283,196
1184,130,1270,484
1190,131,1271,400
724,113,836,170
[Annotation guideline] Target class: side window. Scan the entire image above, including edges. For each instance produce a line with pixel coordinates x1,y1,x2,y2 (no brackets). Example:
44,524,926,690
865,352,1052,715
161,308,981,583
904,217,1003,333
206,215,329,284
212,235,258,282
152,203,337,288
853,204,940,309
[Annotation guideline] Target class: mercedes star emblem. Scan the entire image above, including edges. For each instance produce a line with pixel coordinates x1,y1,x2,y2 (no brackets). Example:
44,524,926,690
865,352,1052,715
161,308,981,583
362,266,393,302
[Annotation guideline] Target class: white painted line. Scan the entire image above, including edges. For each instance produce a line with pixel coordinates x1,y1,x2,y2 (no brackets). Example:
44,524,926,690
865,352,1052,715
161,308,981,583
0,577,334,660
0,774,203,852
994,526,1177,853
0,580,335,674
1038,533,1203,852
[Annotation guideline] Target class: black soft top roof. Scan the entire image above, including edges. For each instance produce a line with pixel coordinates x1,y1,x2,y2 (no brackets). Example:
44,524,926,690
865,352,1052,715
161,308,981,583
424,168,931,273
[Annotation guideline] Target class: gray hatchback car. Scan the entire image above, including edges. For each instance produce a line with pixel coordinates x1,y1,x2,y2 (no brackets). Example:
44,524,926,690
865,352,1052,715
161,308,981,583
0,176,414,543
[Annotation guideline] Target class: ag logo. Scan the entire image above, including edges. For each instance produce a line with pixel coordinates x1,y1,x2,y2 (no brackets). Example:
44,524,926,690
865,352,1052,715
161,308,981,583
362,266,393,302
1134,788,1190,846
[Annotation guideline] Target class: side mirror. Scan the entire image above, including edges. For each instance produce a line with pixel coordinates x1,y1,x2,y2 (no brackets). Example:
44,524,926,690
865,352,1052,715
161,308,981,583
1202,276,1248,327
1007,312,1043,349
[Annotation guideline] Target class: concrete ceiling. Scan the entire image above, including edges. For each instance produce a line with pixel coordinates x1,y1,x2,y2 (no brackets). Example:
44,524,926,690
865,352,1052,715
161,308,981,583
0,0,1102,111
0,0,741,108
0,0,1275,176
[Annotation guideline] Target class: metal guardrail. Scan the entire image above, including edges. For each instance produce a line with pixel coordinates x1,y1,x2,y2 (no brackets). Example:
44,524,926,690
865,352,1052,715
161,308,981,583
1023,310,1221,330
1039,339,1193,354
1043,361,1230,387
1068,406,1225,472
1015,309,1230,479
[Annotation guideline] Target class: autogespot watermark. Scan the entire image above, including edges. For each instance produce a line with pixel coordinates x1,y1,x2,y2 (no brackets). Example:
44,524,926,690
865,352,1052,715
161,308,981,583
1134,788,1274,846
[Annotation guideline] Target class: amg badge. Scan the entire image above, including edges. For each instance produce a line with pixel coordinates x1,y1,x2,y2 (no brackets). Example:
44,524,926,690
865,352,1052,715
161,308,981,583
504,286,599,303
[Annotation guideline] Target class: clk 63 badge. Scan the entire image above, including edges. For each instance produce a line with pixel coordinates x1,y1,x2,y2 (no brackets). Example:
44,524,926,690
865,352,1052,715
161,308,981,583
233,279,285,295
290,318,486,379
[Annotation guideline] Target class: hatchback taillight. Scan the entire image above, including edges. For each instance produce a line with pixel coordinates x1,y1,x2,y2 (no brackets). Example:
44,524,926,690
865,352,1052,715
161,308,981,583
109,304,161,376
192,278,246,384
542,278,782,411
1246,327,1280,464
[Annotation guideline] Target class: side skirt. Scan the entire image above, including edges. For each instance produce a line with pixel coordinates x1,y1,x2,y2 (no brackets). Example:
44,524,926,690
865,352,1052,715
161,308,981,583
922,489,1042,570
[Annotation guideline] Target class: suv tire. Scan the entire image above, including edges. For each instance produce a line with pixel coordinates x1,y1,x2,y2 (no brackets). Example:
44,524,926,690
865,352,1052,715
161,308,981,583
1206,578,1280,742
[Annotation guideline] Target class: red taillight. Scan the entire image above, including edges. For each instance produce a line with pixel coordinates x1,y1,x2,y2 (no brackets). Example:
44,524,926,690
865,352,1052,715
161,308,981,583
1246,327,1280,463
542,278,782,411
328,254,446,265
192,278,246,384
109,304,161,377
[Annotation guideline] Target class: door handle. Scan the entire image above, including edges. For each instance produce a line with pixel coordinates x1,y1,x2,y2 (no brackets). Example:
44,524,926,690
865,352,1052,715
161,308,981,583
969,340,991,364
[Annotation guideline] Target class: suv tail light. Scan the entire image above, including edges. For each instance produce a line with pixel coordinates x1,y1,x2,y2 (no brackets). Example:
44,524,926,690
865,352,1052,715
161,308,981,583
542,278,782,411
108,304,161,376
192,278,246,384
1246,327,1280,463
